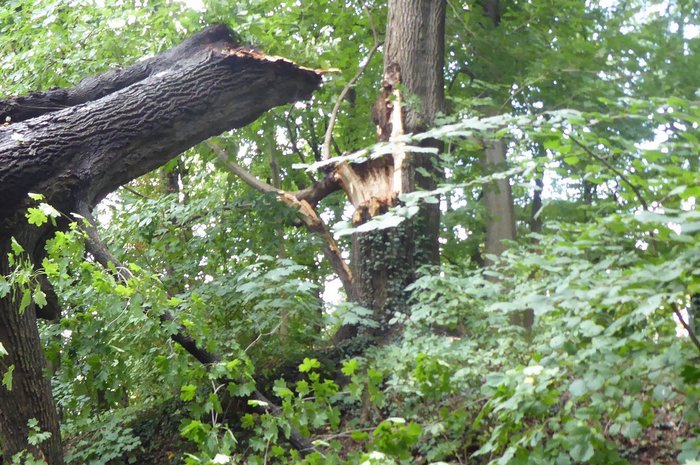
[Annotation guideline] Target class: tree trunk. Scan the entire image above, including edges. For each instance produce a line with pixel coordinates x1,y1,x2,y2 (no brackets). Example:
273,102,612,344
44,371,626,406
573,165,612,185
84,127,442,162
0,24,320,464
336,0,446,342
476,0,531,331
483,139,516,259
0,230,64,465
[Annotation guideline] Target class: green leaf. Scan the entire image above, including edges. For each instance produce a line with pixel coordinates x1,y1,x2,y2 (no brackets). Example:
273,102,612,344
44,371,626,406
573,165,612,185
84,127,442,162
247,399,268,408
351,431,369,441
569,439,594,462
18,290,32,314
180,384,197,401
681,222,700,234
341,358,360,376
621,421,642,439
298,357,321,373
2,365,14,391
38,202,60,219
0,277,10,299
10,238,24,255
579,320,603,337
228,381,255,397
652,384,671,401
569,379,587,397
33,287,47,308
26,207,48,226
681,364,700,383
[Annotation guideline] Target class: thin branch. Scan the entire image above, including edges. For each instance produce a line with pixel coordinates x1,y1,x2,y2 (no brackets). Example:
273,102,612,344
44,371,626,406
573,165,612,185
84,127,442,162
245,322,282,353
284,108,304,163
569,136,649,211
282,107,318,185
672,302,700,354
294,175,341,208
446,0,474,39
210,140,339,206
321,40,382,161
363,5,380,44
209,141,280,194
121,185,152,200
209,141,354,295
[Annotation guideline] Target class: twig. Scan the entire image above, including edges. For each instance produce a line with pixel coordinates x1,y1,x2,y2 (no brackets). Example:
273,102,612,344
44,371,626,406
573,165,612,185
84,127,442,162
321,39,382,160
672,302,700,354
208,141,280,194
569,136,649,211
245,322,282,353
363,5,380,43
305,108,322,161
121,185,151,200
283,107,319,185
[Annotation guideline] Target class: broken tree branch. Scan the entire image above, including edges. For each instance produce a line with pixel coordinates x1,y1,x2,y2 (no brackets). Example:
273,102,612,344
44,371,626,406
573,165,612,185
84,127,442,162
0,24,322,222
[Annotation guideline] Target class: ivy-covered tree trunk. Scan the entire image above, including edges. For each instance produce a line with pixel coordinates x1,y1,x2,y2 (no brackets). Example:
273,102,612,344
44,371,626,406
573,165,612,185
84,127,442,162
336,0,446,341
0,25,320,464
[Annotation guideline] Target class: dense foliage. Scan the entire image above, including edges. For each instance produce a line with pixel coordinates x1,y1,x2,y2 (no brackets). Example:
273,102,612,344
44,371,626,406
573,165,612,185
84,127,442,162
1,0,698,464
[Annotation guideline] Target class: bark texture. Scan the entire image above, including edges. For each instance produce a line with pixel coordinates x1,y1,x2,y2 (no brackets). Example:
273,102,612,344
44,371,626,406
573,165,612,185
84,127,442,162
335,0,446,342
483,139,516,259
0,24,321,464
0,25,320,223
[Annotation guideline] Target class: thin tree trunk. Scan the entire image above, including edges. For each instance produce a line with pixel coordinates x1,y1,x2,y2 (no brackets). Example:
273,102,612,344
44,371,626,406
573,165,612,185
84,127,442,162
483,139,516,259
530,174,544,234
267,127,290,341
530,144,544,234
477,0,531,331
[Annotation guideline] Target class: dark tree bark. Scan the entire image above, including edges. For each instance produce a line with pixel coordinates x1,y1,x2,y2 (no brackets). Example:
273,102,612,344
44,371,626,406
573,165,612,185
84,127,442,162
0,232,64,465
334,0,446,342
0,24,320,465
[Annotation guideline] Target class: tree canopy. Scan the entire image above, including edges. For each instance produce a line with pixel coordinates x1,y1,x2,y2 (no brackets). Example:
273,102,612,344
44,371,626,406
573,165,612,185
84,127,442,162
0,1,698,465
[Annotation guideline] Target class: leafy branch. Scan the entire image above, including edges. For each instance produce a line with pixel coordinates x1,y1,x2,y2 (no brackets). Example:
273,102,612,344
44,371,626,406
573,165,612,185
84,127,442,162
74,199,317,453
208,140,355,297
569,135,650,212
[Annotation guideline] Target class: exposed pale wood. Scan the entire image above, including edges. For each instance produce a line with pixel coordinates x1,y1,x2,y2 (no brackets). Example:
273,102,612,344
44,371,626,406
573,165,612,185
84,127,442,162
0,25,321,223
